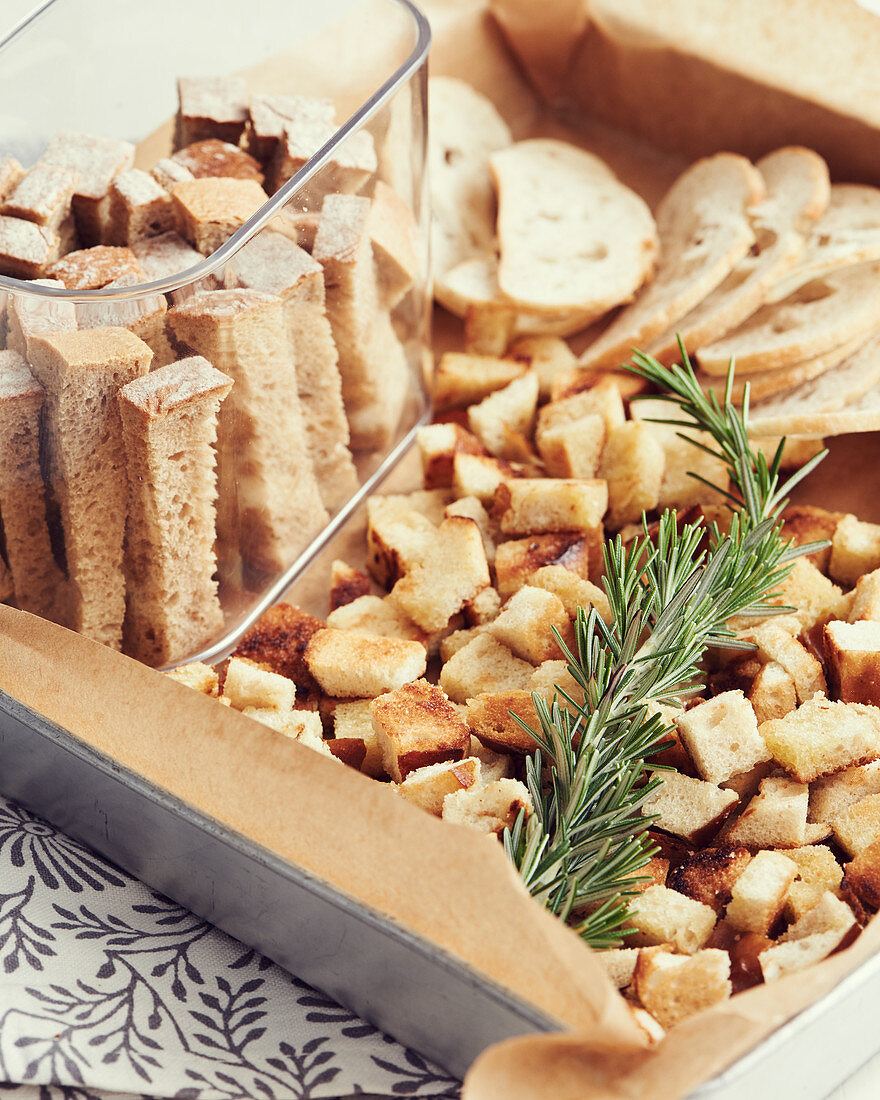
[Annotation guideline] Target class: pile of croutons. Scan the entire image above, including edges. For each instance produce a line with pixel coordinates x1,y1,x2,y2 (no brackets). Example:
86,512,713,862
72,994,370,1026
169,339,880,1036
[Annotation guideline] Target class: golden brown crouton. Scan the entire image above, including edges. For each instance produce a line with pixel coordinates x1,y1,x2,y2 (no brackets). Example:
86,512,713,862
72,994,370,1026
831,793,880,858
165,662,219,696
445,496,496,565
526,565,613,624
725,776,809,849
231,603,325,700
394,757,481,816
625,886,718,953
508,335,577,400
486,585,571,664
598,421,666,530
465,690,540,755
528,660,586,709
761,694,880,783
667,846,752,913
726,850,798,934
830,514,880,587
599,947,641,989
451,452,530,505
495,532,597,598
468,735,514,782
433,352,528,412
493,478,608,536
442,778,533,834
223,657,296,711
468,372,539,458
536,413,606,478
771,557,847,631
782,845,844,893
780,505,842,575
333,698,384,777
748,623,826,703
463,585,502,626
306,629,426,698
329,560,371,611
366,496,437,589
809,761,880,823
849,568,880,622
371,679,470,782
633,947,731,1030
675,691,771,785
417,422,488,489
749,661,798,724
641,770,739,845
843,838,880,911
825,619,880,706
463,300,517,357
439,633,534,703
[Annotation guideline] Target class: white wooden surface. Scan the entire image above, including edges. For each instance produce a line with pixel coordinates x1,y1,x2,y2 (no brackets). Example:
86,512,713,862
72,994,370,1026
1,2,878,1097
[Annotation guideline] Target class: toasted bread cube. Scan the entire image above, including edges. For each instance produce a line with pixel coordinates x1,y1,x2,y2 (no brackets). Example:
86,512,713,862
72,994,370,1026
433,352,527,412
493,478,607,537
333,698,384,777
634,408,730,511
726,850,797,934
759,929,850,982
468,372,539,458
781,890,856,943
371,679,470,782
749,661,798,724
600,947,641,990
485,585,571,664
442,778,533,834
329,560,371,611
843,838,880,910
805,821,834,843
830,514,880,587
510,335,578,400
464,585,502,626
674,691,770,785
809,761,880,823
445,496,496,565
641,770,738,844
749,624,826,703
231,603,325,699
597,421,666,530
104,168,176,245
165,661,219,696
463,299,517,356
176,76,250,148
172,178,268,255
306,629,426,698
451,452,530,505
625,885,717,953
633,947,731,1030
761,694,880,783
467,736,512,782
222,657,296,712
539,380,625,437
326,594,428,647
417,422,487,489
384,489,454,524
780,505,842,575
365,495,437,589
466,690,540,755
720,759,777,802
537,414,606,479
784,881,828,922
395,757,481,815
526,565,612,625
529,660,585,709
849,567,880,622
831,792,880,857
440,627,485,662
725,776,809,849
495,532,598,599
439,632,533,703
782,845,844,892
826,619,880,706
667,846,752,913
392,517,490,632
293,713,335,757
774,558,847,631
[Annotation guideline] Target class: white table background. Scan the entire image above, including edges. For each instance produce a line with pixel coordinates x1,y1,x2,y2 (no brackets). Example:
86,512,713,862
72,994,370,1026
1,1,880,1096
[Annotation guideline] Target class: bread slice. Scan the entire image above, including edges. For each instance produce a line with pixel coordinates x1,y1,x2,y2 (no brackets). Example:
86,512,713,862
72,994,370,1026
649,147,830,361
227,229,357,510
368,180,419,310
768,184,880,303
313,194,409,450
5,278,76,358
27,328,153,648
428,76,511,281
167,289,329,580
0,351,68,622
747,331,880,437
118,357,232,666
697,261,880,375
489,138,657,317
580,154,765,369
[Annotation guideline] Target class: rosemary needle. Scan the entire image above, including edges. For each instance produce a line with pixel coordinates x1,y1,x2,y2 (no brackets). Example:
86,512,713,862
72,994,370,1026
504,343,828,949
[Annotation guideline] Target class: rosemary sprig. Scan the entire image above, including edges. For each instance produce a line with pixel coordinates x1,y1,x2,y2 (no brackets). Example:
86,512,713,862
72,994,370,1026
504,343,827,949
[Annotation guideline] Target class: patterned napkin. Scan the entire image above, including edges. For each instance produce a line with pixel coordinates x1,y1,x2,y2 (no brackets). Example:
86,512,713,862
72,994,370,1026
0,793,460,1099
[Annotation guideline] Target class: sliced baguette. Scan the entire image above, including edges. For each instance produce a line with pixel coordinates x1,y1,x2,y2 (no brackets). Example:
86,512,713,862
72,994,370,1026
649,147,829,361
490,138,657,317
697,261,880,375
580,154,765,369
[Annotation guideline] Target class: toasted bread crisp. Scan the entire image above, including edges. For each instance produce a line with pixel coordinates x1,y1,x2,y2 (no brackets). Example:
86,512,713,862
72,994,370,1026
371,679,469,782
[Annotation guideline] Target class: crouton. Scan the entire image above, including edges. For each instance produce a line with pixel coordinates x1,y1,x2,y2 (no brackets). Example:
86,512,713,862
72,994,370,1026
721,759,778,802
598,421,666,530
468,371,540,458
536,414,606,478
749,661,798,724
485,585,571,664
440,627,485,663
394,757,481,815
370,679,470,782
451,452,531,505
726,850,798,934
440,633,534,703
442,778,533,834
641,770,739,844
782,890,857,944
759,929,852,982
526,565,613,624
633,947,732,1030
508,335,578,400
540,380,626,439
333,698,384,777
326,594,431,649
329,560,371,611
465,691,540,755
463,585,502,626
165,662,219,696
780,505,842,575
826,619,880,706
433,352,527,412
809,761,880,823
849,568,880,623
761,694,880,783
725,776,809,849
222,657,296,712
495,532,598,598
392,516,490,632
675,691,770,785
306,629,426,698
843,838,880,911
749,623,826,703
667,846,752,913
463,300,517,357
625,885,717,954
445,496,496,564
830,514,880,587
784,881,828,922
231,604,325,701
831,792,880,857
327,738,368,770
468,735,514,782
493,478,608,536
599,947,640,989
366,496,437,588
417,423,489,490
772,558,847,631
385,489,455,524
528,660,586,709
